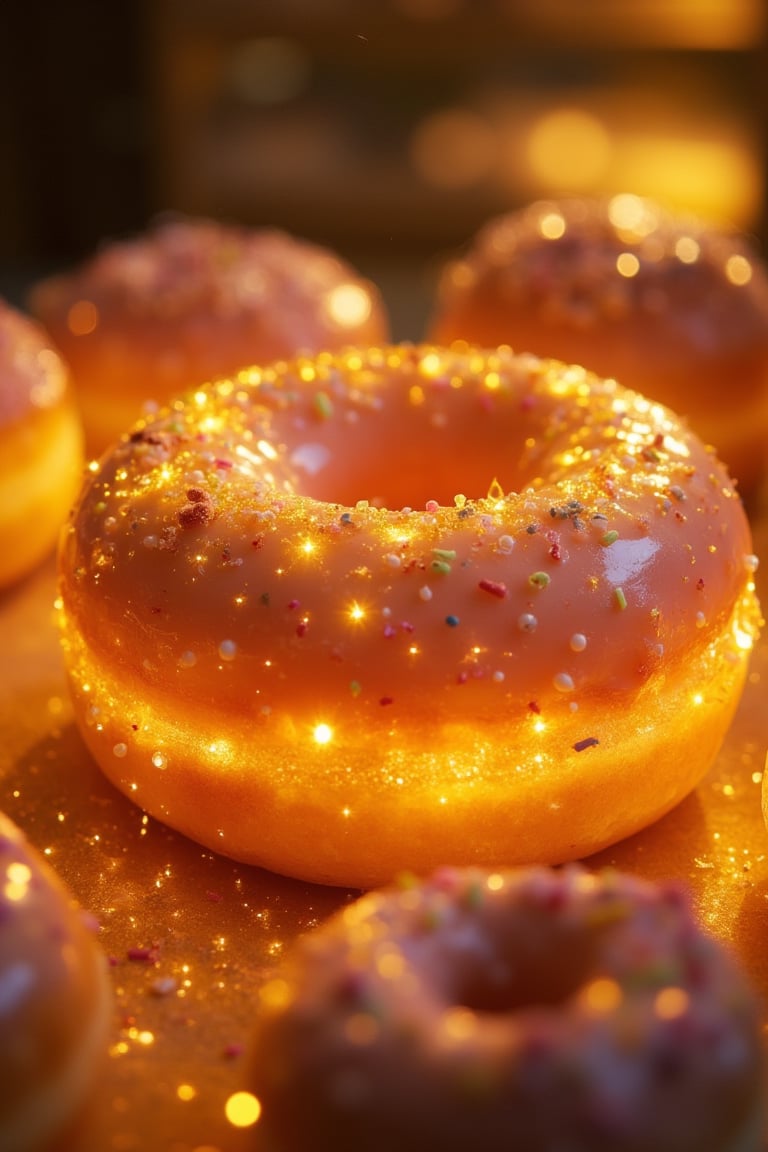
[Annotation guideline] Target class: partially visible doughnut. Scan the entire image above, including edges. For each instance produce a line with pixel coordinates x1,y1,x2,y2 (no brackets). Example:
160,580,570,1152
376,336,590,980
428,194,768,491
29,216,389,454
57,344,760,887
248,865,764,1152
0,299,84,589
0,810,111,1152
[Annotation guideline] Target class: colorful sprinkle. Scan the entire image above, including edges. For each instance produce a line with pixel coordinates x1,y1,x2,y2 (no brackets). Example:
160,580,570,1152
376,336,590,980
478,578,508,598
445,615,460,627
553,672,575,693
350,680,362,697
614,587,628,611
433,548,457,561
419,585,433,602
518,613,538,632
431,560,452,575
313,391,333,419
601,530,619,546
570,633,588,652
529,571,550,589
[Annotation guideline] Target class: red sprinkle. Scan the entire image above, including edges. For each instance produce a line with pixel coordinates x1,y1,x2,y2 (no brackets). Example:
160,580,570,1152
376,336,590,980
528,700,541,714
379,696,394,706
478,578,508,598
127,945,160,964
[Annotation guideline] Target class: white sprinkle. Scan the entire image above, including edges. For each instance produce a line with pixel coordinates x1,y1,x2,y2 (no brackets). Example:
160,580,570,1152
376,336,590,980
385,553,402,567
745,554,759,572
113,743,128,758
218,639,237,661
382,606,392,618
152,752,166,769
569,701,579,712
178,650,197,669
518,613,537,632
419,585,433,602
569,633,587,652
695,611,707,629
143,535,159,549
554,672,575,693
497,535,515,554
492,670,505,682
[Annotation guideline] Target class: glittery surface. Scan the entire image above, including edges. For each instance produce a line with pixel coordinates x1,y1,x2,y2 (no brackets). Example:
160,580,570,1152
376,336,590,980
2,511,768,1151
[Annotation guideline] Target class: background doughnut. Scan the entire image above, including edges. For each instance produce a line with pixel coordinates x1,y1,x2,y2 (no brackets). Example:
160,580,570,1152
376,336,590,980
29,216,390,455
428,194,768,493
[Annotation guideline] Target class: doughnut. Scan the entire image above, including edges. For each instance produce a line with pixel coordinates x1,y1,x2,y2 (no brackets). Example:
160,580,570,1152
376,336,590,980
56,343,760,888
29,216,390,454
0,299,84,589
248,865,763,1152
0,809,111,1152
428,194,768,492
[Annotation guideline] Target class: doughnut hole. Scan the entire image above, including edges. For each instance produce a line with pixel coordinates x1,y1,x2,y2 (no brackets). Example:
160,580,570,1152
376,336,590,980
433,911,599,1015
284,362,581,509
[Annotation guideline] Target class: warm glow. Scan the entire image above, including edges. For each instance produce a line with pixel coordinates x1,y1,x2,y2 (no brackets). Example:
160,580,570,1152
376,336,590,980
725,254,753,286
616,252,640,278
581,978,622,1014
325,283,373,328
313,723,333,745
654,986,690,1019
538,211,566,240
4,861,32,902
527,108,611,190
675,236,701,264
348,602,366,622
225,1091,262,1128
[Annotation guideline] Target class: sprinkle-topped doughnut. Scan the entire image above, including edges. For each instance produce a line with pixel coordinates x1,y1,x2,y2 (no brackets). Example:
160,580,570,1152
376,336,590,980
0,810,111,1152
249,865,763,1152
0,299,84,589
428,194,768,490
30,216,389,454
57,344,760,886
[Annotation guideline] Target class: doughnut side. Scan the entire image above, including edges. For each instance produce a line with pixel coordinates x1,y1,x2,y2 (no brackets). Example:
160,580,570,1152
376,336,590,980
0,811,112,1152
248,866,763,1152
57,345,760,886
0,301,85,588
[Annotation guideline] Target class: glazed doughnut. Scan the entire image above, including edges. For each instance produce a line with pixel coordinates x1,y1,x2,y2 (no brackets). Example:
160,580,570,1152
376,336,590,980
29,216,389,454
428,194,768,491
0,299,84,589
0,809,111,1152
57,343,760,887
248,865,763,1152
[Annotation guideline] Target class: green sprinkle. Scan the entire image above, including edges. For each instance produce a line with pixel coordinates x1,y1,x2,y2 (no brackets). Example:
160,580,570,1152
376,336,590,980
529,571,551,589
433,548,457,561
463,879,484,909
614,587,628,610
396,870,418,890
350,680,362,697
431,559,452,575
601,530,619,546
445,614,460,627
313,391,333,419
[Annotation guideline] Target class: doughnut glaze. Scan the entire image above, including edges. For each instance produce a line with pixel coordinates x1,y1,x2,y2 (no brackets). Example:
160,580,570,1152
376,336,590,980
249,865,764,1152
428,194,768,491
0,300,84,589
0,810,111,1152
30,217,389,454
57,344,760,886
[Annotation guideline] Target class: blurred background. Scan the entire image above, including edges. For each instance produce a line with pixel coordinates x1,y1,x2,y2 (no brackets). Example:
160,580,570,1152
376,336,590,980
1,0,766,337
